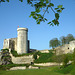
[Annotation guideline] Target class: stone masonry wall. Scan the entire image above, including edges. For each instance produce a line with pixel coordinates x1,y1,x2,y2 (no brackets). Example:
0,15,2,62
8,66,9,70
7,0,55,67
10,53,34,64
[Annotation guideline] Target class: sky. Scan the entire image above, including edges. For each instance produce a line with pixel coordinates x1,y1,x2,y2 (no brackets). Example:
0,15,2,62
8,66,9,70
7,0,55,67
0,0,75,50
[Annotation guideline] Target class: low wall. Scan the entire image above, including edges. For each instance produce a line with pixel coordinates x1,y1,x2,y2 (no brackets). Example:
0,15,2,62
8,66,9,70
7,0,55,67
10,66,26,70
10,53,34,64
34,62,62,66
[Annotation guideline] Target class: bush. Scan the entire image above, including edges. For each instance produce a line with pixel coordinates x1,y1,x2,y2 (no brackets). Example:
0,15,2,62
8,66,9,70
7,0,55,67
1,49,12,65
11,50,34,57
56,64,73,74
33,51,41,60
72,48,75,65
63,55,69,68
34,52,54,63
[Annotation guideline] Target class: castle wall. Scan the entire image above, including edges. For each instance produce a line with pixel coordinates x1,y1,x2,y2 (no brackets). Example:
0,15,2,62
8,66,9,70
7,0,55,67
3,39,10,49
55,40,75,55
3,38,17,51
39,49,49,53
69,41,75,51
9,38,17,51
10,53,34,64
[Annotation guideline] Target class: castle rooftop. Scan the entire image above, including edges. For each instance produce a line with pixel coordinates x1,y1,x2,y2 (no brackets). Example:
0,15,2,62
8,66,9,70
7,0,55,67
17,28,28,31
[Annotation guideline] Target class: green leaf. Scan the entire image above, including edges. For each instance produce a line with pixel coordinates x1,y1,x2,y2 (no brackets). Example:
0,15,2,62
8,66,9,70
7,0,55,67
6,0,9,2
46,0,49,3
33,16,37,20
19,0,23,2
29,14,32,17
40,0,44,2
2,0,5,2
36,9,40,13
55,8,59,10
50,3,54,7
58,5,63,8
44,18,48,21
48,22,51,24
43,3,46,6
31,12,35,14
52,19,59,25
57,10,62,13
61,8,65,10
27,0,30,3
55,13,59,20
37,21,40,24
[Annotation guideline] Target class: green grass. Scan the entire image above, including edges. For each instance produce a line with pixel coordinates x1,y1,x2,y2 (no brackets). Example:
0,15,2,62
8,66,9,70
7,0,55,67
34,52,54,63
54,64,75,75
0,66,71,75
11,50,34,57
0,64,30,70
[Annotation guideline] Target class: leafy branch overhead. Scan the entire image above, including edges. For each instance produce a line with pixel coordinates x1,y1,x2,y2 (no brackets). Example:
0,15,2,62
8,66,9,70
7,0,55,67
0,0,64,26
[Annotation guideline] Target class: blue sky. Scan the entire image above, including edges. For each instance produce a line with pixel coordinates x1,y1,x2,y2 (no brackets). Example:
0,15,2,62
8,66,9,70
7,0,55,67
0,0,75,50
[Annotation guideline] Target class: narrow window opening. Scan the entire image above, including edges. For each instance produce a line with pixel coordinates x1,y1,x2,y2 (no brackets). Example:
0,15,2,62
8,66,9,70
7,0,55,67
68,47,69,49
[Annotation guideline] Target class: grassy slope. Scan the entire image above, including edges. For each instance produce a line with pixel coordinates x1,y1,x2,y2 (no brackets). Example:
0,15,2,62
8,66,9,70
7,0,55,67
34,52,54,63
0,66,71,75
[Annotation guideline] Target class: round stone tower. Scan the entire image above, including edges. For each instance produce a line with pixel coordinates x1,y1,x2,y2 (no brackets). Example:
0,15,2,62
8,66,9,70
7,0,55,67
17,28,28,54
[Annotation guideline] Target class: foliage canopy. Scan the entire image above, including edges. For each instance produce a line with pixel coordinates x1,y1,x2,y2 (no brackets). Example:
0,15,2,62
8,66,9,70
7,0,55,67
0,0,64,26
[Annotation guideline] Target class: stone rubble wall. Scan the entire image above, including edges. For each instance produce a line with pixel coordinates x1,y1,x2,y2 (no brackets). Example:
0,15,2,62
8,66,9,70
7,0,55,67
34,62,62,66
10,53,34,64
39,49,49,53
28,65,39,69
55,41,75,55
10,66,26,70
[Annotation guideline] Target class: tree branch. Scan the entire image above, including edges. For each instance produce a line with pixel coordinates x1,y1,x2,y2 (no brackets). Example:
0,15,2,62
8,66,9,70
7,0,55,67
50,6,56,14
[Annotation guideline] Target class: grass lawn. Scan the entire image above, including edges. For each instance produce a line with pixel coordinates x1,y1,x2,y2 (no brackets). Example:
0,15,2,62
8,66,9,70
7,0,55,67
0,66,71,75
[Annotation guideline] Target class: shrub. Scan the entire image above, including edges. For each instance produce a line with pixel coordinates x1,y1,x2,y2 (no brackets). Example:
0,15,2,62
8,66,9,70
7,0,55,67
11,50,34,57
33,51,41,60
72,48,75,65
34,52,54,63
63,55,69,68
1,49,12,65
56,64,73,74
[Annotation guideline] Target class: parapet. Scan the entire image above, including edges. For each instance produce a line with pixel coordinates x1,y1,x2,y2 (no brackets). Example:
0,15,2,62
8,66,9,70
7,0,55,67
17,28,28,31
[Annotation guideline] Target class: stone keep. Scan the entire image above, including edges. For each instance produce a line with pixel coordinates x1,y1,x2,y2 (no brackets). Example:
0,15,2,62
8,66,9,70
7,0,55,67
17,28,28,54
3,27,29,54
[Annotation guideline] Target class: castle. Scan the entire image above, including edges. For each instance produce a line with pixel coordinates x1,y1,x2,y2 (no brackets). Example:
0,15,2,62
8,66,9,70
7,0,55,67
1,27,75,65
3,27,75,56
3,28,30,54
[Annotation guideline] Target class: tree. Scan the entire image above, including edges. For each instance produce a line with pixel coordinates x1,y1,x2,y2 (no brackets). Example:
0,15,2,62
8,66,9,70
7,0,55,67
49,38,60,49
60,34,74,45
0,0,64,26
60,36,67,45
66,34,74,44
